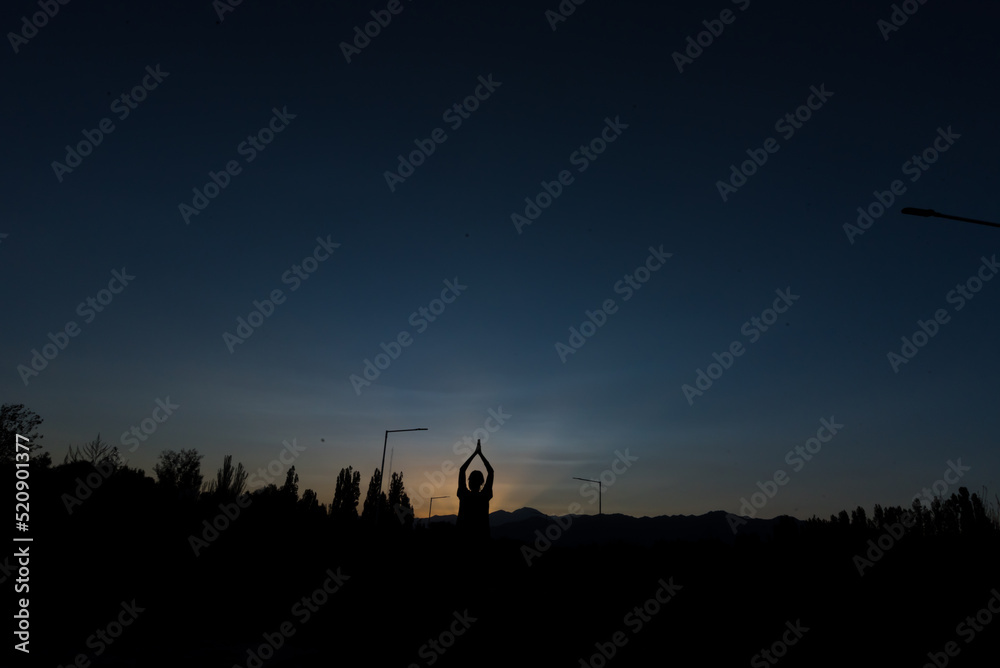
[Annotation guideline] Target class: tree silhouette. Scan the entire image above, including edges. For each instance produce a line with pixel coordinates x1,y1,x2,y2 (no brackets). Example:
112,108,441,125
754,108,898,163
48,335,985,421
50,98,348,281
280,466,299,503
154,448,203,500
872,503,885,529
65,433,122,469
203,454,248,500
331,466,361,521
850,505,868,536
932,496,959,535
252,482,281,504
361,467,389,524
970,488,996,532
956,487,976,534
910,498,930,538
299,488,326,519
386,471,413,529
0,403,48,466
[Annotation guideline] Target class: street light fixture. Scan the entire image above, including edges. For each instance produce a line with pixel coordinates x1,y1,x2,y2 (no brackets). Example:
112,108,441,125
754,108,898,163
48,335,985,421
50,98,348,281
573,476,602,515
902,208,1000,230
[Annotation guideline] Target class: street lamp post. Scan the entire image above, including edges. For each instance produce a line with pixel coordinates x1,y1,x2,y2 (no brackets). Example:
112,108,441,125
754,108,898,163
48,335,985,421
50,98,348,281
428,496,448,521
376,428,427,525
573,476,602,515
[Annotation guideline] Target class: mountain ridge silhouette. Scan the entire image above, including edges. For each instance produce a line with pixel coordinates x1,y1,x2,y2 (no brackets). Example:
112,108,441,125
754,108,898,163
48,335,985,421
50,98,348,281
421,507,790,546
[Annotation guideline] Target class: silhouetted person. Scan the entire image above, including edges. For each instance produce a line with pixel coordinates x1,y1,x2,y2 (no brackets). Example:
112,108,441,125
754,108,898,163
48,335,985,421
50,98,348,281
457,439,493,541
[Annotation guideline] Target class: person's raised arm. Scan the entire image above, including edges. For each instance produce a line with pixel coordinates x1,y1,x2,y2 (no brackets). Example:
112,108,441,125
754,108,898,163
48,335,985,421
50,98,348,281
458,448,476,492
476,440,494,494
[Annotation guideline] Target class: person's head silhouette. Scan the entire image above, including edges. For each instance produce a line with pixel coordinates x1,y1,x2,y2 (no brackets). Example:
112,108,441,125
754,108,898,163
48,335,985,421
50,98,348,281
468,470,484,493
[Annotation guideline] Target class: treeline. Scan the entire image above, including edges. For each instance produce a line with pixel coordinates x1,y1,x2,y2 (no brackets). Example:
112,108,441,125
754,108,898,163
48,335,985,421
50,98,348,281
3,403,998,544
53,434,417,529
802,488,1000,540
1,403,419,532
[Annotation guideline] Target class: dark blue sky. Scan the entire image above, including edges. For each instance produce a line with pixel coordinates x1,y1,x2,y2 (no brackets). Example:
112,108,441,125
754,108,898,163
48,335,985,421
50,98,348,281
5,0,999,519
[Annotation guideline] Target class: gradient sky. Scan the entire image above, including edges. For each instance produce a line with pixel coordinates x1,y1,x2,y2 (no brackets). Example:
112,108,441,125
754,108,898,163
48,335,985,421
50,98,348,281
5,0,999,521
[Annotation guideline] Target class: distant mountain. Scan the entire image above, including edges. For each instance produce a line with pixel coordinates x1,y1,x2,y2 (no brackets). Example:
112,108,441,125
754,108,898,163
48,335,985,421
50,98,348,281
489,506,547,526
421,506,545,527
421,508,794,546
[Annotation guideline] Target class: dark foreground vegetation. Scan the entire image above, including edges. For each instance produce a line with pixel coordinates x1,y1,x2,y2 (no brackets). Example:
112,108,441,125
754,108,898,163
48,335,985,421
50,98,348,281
3,408,999,667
